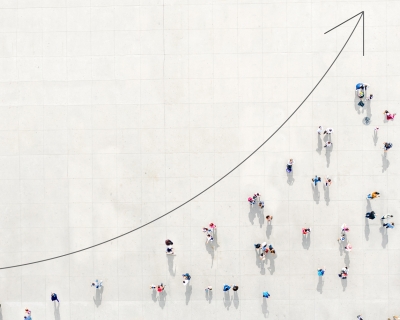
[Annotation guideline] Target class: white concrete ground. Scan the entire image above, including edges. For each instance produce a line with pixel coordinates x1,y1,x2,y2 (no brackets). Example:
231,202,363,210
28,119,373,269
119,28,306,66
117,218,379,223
0,0,399,319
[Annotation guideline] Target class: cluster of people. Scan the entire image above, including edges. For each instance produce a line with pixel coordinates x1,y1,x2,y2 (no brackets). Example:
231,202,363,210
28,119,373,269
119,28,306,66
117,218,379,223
223,284,239,292
247,193,261,206
165,239,174,255
202,223,217,243
317,126,334,147
311,175,332,187
254,242,276,260
150,284,166,293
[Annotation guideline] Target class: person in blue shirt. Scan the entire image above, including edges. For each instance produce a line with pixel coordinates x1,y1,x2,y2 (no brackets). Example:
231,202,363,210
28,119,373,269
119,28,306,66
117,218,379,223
51,292,59,303
262,291,270,298
223,284,231,292
317,267,326,276
383,222,395,229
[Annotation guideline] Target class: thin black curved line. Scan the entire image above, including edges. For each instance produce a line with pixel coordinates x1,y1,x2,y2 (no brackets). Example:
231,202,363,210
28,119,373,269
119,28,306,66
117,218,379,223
0,12,363,270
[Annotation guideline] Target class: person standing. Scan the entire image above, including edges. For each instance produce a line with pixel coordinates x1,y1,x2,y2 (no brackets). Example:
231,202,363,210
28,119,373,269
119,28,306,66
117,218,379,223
317,267,326,276
223,284,231,292
312,176,321,186
338,267,348,279
209,223,217,232
205,286,212,292
383,222,395,229
384,110,396,120
262,291,270,298
324,141,332,148
287,158,295,173
317,126,324,135
383,142,393,152
91,280,103,289
381,214,394,220
232,285,239,291
182,273,191,285
365,211,376,219
357,315,364,320
165,239,173,246
254,243,261,249
150,284,156,290
302,228,311,235
206,233,214,243
258,200,265,209
166,246,174,255
266,215,273,223
345,244,353,252
157,284,165,293
325,177,332,187
341,223,350,233
366,191,380,200
51,292,59,303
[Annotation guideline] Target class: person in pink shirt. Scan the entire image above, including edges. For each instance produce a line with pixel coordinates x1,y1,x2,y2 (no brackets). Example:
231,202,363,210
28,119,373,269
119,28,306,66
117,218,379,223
384,110,396,120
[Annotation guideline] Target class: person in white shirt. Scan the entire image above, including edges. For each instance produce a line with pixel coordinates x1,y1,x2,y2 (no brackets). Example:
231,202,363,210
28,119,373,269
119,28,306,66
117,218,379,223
91,279,103,289
317,126,323,135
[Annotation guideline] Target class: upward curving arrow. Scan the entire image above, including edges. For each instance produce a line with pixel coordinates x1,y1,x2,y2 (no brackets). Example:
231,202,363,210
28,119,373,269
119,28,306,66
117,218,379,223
0,12,366,269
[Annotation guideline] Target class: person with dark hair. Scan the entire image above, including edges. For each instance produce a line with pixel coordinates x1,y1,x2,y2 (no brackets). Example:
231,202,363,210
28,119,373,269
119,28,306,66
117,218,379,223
182,273,191,286
223,284,231,292
312,176,321,186
367,191,380,200
302,228,311,235
266,215,273,223
232,285,239,291
365,211,376,219
254,243,261,249
383,142,393,152
51,292,59,303
338,267,348,279
383,222,395,229
384,110,396,120
165,239,173,246
263,291,270,298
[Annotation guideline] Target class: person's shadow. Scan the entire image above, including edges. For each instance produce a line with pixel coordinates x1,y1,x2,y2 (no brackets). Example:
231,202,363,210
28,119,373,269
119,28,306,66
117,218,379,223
185,285,192,305
382,154,390,172
324,185,330,205
257,208,265,228
373,130,378,146
0,307,2,320
266,223,272,239
311,183,320,204
287,171,295,185
248,205,258,225
159,291,167,309
316,277,324,294
354,95,361,114
54,301,60,320
151,289,157,302
233,291,239,309
316,134,323,154
93,286,104,307
366,99,372,118
223,291,232,309
167,255,176,276
302,234,311,250
205,289,213,303
364,218,370,241
341,278,347,291
261,299,269,317
380,226,388,248
267,254,276,275
205,240,215,267
325,148,331,168
344,252,350,267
